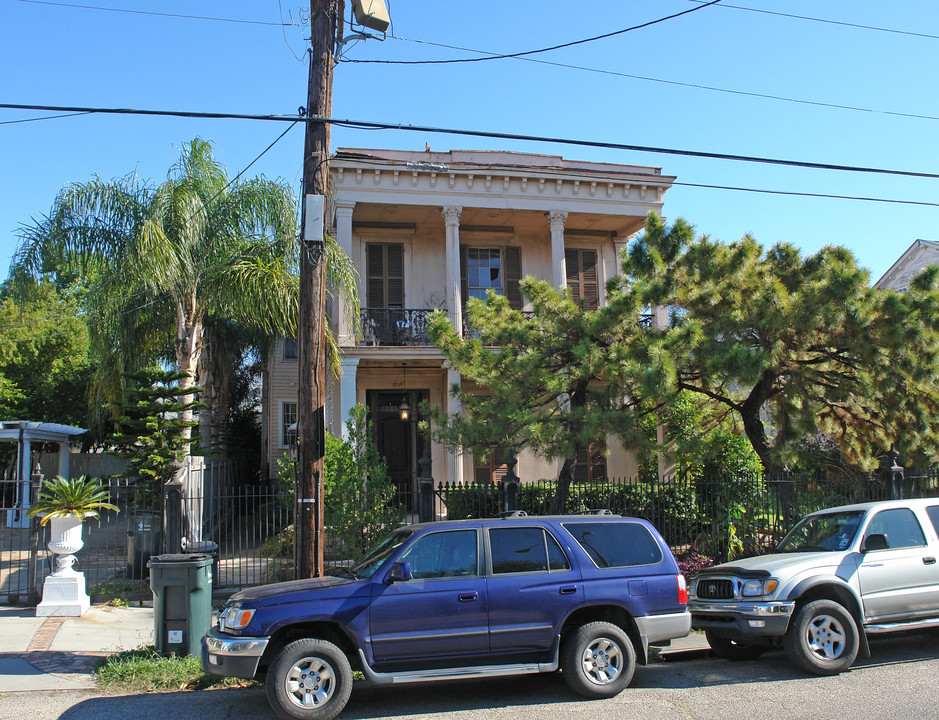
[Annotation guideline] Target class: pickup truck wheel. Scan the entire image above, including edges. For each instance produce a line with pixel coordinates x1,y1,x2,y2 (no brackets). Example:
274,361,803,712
561,621,635,698
783,599,859,676
705,631,767,661
265,638,353,720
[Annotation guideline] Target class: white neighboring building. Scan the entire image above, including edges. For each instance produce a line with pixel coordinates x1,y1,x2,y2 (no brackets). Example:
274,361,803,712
262,148,675,503
875,239,939,291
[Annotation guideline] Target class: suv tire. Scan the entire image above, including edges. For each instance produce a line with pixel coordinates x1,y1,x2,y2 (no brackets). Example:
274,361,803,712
705,631,767,661
783,599,859,676
266,637,353,720
561,621,636,698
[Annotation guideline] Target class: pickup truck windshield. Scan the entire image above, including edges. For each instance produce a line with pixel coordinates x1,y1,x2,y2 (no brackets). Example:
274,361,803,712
349,529,414,578
777,510,865,552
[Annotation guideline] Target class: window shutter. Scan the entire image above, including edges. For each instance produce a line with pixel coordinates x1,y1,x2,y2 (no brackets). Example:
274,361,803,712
366,243,404,308
504,246,522,309
566,248,598,310
460,245,469,307
386,244,404,308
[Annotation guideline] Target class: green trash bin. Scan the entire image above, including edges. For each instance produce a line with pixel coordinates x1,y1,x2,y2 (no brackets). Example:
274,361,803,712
148,553,214,657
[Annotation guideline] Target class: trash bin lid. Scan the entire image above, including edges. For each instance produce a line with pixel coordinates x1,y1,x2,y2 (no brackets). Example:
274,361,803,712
147,553,213,566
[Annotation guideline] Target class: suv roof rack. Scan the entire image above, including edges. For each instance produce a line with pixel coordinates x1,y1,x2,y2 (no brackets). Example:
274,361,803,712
496,510,528,518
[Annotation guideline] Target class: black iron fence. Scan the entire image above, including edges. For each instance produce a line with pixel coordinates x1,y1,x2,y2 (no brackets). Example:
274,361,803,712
4,459,938,605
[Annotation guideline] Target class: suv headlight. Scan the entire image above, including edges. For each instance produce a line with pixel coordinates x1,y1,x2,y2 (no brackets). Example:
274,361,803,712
741,579,779,597
219,604,256,632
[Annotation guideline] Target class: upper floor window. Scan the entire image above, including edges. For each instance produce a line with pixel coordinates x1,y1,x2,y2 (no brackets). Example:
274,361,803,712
283,337,298,361
574,443,607,483
474,446,511,484
366,243,404,308
461,246,522,309
565,248,599,310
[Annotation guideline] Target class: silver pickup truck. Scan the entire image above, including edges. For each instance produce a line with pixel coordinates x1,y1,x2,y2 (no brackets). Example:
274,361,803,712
688,498,939,675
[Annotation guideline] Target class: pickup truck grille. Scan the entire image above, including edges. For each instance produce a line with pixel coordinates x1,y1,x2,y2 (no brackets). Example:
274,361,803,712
695,578,735,600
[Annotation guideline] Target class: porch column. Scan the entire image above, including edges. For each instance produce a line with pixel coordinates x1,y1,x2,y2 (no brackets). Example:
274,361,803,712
338,356,359,438
442,206,463,334
335,201,356,346
446,364,464,485
548,210,568,288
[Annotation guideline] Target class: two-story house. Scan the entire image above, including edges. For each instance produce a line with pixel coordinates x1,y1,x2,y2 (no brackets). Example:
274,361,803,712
263,148,675,506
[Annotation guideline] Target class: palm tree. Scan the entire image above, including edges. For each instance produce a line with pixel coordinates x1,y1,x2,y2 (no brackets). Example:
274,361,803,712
13,138,358,450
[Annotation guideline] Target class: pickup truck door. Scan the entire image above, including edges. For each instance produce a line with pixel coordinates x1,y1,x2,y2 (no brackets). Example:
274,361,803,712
485,526,582,653
857,507,938,621
369,528,489,663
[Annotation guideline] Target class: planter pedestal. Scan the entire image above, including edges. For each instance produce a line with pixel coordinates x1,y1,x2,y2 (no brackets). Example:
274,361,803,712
36,515,90,617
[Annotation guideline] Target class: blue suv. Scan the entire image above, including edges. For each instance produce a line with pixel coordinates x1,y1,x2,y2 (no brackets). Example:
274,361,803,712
202,513,690,720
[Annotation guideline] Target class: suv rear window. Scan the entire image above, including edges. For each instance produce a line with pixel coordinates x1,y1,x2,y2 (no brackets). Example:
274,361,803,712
489,527,571,574
564,521,663,568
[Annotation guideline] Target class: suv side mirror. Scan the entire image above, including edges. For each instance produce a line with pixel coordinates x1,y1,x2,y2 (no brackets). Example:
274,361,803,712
862,533,889,553
386,561,412,584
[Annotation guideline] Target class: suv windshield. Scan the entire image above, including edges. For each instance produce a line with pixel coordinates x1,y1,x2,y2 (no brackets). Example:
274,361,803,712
347,529,414,579
777,510,865,552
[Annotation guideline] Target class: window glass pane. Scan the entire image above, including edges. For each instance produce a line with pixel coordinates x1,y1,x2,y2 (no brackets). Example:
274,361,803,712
400,530,478,579
282,402,297,447
467,248,503,297
283,337,298,360
546,532,571,571
927,506,939,537
490,527,548,574
864,508,926,549
564,522,663,568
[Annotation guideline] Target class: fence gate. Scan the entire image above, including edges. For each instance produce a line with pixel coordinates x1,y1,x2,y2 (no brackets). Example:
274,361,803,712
0,473,44,605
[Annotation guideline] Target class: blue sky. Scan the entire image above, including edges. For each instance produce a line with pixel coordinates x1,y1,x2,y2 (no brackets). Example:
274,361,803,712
2,0,937,282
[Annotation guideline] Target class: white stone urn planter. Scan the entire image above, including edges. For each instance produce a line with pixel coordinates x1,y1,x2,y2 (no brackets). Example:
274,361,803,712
47,514,86,576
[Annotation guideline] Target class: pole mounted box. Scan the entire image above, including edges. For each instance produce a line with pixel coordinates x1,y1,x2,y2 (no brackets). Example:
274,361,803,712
351,0,390,32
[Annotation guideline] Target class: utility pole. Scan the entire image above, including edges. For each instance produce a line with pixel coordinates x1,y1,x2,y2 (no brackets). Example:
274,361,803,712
297,0,389,579
297,0,337,579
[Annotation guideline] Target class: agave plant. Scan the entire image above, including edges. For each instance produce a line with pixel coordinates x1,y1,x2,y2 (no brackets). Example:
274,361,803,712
27,475,119,525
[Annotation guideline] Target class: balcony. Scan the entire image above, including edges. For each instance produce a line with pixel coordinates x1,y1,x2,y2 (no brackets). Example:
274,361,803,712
360,308,434,346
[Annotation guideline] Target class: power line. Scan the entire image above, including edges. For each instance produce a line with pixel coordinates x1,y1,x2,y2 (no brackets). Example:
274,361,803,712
686,0,939,41
344,0,725,66
3,101,938,181
381,36,939,123
0,111,93,125
13,0,292,27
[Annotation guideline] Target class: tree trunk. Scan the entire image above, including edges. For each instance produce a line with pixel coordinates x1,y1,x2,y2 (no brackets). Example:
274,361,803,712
175,297,203,451
549,455,576,514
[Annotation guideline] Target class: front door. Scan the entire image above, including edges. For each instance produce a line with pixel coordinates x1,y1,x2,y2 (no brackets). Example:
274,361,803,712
368,390,428,512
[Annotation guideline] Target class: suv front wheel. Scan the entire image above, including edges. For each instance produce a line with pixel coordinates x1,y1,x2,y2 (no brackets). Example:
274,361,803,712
266,637,353,720
782,599,859,676
561,621,636,698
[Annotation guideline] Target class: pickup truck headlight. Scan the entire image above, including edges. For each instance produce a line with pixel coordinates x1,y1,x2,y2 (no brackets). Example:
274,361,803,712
219,605,256,632
741,579,779,597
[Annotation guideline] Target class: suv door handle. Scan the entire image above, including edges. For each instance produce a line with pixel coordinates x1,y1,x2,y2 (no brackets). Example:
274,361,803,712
459,592,478,602
924,557,936,565
559,586,577,595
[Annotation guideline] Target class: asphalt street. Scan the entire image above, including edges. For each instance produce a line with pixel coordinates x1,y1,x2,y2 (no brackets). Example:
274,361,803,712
2,633,935,720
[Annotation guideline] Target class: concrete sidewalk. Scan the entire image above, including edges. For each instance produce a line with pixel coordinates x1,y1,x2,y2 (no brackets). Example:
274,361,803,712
0,605,154,692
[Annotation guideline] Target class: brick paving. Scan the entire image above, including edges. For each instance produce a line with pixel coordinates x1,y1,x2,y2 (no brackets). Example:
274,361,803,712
5,615,109,683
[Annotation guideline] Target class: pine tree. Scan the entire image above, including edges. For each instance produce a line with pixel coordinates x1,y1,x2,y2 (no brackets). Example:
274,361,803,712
109,368,201,494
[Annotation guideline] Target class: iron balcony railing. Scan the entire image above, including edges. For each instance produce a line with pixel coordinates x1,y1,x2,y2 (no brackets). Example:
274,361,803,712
360,308,435,346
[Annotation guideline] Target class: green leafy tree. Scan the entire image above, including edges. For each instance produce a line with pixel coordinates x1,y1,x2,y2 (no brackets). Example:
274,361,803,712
108,368,200,494
612,213,939,470
324,404,402,559
426,277,655,512
0,280,91,427
12,138,359,449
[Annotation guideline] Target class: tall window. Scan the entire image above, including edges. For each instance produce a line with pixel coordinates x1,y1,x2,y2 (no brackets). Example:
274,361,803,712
366,243,404,308
281,401,298,448
474,446,511,484
574,443,607,482
461,246,522,309
565,248,599,310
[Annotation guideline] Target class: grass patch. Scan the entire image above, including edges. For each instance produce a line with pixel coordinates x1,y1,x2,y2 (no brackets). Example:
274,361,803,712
94,646,258,693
